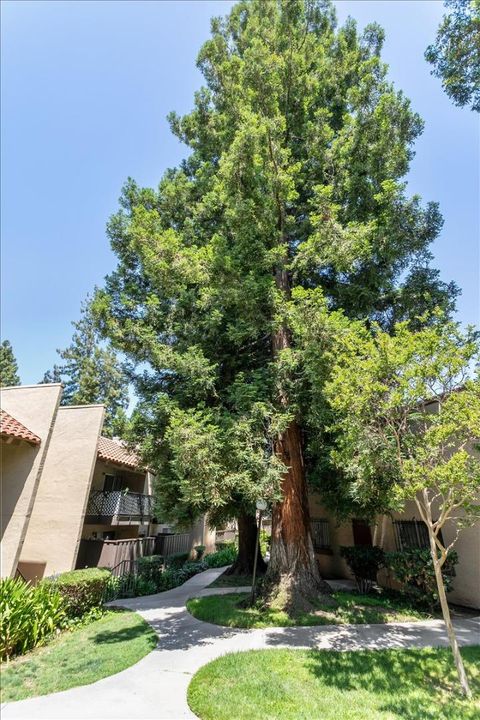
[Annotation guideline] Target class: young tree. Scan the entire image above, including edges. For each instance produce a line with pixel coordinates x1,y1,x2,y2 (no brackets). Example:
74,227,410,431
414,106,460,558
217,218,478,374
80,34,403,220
0,340,20,387
425,0,480,112
325,317,480,696
44,300,129,437
95,0,456,611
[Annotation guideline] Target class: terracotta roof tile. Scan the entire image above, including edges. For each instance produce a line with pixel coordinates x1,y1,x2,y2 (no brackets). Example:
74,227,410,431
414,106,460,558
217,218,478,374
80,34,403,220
0,410,41,446
97,436,141,470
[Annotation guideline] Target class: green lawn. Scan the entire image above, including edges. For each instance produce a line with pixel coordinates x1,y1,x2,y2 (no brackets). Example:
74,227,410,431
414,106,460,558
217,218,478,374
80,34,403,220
208,573,255,588
188,646,480,720
187,590,432,628
1,609,157,702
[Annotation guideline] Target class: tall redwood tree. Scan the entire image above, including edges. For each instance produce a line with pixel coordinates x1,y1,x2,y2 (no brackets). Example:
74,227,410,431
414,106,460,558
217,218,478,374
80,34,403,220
95,0,456,611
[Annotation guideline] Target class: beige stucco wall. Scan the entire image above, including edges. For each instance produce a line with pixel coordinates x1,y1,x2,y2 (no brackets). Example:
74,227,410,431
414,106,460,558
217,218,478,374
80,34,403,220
309,493,355,580
18,404,104,579
1,384,62,577
381,499,480,609
190,515,216,554
310,492,480,610
90,459,148,494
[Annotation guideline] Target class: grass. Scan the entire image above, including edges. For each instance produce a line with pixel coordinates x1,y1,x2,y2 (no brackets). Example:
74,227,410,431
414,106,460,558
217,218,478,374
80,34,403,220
1,609,158,702
187,590,433,628
188,646,480,720
208,573,255,588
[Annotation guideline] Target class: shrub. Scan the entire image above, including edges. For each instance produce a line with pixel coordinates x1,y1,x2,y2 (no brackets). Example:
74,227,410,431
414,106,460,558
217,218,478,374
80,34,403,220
384,548,458,609
340,546,385,594
165,552,190,570
137,555,164,583
1,577,66,660
46,568,111,617
204,544,237,568
194,545,206,561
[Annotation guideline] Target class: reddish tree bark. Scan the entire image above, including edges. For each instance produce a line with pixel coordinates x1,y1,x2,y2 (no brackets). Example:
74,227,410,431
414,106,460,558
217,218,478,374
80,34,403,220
224,512,267,576
264,267,332,612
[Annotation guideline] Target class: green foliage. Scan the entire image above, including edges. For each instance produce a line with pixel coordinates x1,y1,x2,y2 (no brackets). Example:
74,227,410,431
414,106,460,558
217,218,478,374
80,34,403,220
340,546,385,593
194,545,206,560
137,555,164,582
385,549,458,609
325,318,480,520
42,299,129,437
204,544,238,568
165,552,190,569
0,340,20,387
47,568,111,618
94,0,456,534
0,577,66,660
425,0,480,111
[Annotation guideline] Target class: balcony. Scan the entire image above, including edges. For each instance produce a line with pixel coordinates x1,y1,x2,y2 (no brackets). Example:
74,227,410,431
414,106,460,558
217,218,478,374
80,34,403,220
85,490,153,524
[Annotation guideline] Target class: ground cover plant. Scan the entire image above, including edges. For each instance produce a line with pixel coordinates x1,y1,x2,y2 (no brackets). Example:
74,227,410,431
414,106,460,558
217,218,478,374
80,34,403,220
1,577,66,660
187,646,480,720
187,590,432,629
0,609,157,702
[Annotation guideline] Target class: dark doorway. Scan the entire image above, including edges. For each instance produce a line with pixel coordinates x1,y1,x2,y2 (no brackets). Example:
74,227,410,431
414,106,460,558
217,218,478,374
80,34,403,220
352,519,373,547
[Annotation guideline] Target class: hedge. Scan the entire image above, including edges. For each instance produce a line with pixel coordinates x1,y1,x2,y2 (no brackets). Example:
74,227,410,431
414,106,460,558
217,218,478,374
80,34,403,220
46,568,111,617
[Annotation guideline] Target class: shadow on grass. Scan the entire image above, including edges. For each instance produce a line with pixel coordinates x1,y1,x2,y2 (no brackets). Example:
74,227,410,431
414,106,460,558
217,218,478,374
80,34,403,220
92,621,158,648
305,646,480,720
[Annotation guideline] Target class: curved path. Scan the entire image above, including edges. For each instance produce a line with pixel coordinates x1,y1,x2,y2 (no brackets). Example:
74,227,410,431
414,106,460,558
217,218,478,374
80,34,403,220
2,567,479,720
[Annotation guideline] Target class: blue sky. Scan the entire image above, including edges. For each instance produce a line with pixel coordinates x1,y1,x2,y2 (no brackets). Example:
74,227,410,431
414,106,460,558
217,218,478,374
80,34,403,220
2,0,478,385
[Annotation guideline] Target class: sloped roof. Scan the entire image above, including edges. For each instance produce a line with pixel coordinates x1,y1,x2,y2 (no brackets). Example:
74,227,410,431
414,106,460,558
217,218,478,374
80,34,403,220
0,410,41,446
97,436,142,470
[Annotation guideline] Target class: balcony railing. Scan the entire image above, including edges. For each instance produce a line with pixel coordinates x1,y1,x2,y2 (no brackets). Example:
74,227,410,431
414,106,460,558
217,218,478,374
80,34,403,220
85,490,153,522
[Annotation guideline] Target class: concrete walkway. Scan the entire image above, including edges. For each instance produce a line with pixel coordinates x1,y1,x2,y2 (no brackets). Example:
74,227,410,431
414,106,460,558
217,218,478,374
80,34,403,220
2,567,479,720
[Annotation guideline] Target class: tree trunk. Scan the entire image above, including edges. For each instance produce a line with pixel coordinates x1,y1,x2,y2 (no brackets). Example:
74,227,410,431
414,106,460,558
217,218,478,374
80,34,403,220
264,420,332,613
224,512,267,576
427,525,471,697
263,267,332,613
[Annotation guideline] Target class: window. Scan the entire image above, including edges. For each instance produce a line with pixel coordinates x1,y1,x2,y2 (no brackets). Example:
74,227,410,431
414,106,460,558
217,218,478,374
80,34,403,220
392,519,443,550
311,519,331,552
103,474,123,492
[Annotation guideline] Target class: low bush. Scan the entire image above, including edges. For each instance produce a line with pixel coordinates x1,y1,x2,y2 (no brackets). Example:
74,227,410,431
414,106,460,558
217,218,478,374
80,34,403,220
137,555,163,583
1,577,66,660
165,552,190,570
204,544,237,568
46,568,111,617
340,546,385,593
194,545,206,561
384,548,458,609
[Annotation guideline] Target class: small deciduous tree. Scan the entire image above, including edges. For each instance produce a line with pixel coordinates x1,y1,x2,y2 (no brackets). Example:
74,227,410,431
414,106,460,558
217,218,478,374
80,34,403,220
0,340,20,387
425,0,480,112
325,317,480,696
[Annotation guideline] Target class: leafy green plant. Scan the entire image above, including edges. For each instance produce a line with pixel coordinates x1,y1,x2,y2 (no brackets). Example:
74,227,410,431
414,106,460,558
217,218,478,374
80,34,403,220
204,544,237,568
137,555,163,583
45,568,111,617
194,545,206,561
340,546,385,594
1,577,66,660
165,552,189,570
385,548,458,609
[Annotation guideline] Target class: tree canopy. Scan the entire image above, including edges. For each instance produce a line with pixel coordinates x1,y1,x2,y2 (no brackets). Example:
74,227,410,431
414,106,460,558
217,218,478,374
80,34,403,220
0,340,20,387
43,300,129,437
425,0,480,112
95,0,458,609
